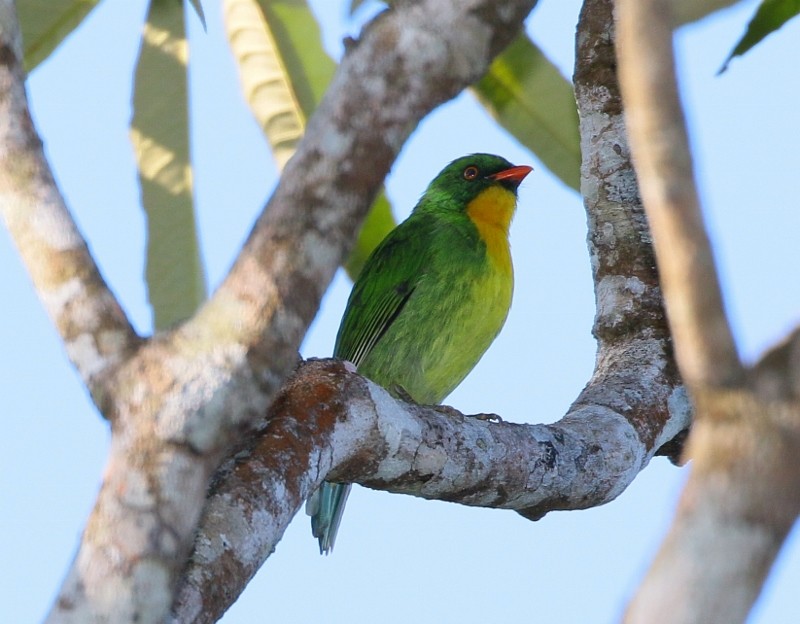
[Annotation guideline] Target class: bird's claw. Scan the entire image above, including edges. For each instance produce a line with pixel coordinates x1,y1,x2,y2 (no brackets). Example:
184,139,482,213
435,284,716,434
432,404,462,418
429,406,503,422
390,384,416,403
468,412,503,423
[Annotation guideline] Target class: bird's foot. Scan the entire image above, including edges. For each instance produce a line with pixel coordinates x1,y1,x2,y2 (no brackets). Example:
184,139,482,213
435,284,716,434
390,384,416,404
467,412,504,423
432,404,462,418
430,406,502,422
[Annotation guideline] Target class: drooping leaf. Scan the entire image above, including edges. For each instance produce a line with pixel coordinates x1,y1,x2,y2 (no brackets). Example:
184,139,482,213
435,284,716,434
720,0,800,72
473,34,580,191
224,0,395,278
223,0,332,167
131,0,207,330
188,0,207,30
18,0,102,71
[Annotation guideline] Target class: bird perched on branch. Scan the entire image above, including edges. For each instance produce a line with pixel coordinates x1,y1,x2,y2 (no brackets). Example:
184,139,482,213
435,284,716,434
307,153,532,554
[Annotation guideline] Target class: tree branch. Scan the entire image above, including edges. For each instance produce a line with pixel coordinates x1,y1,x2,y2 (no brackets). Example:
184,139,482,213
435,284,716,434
615,0,742,390
575,0,687,459
171,1,690,619
625,387,800,624
0,1,140,409
616,0,800,621
174,356,690,622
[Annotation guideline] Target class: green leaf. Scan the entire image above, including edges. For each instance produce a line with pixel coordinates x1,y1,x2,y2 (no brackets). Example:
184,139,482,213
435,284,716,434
472,34,580,191
131,0,207,330
224,0,395,278
187,0,207,30
343,194,394,278
224,0,333,166
721,0,800,72
18,0,102,71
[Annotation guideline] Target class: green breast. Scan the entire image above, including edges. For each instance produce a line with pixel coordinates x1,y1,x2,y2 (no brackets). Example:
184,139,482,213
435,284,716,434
356,230,512,405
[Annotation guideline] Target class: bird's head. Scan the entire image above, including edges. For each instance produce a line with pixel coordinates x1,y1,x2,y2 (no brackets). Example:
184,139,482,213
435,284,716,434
421,153,532,210
417,154,532,253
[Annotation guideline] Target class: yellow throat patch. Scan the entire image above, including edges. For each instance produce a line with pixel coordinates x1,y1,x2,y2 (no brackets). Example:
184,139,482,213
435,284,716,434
466,185,516,274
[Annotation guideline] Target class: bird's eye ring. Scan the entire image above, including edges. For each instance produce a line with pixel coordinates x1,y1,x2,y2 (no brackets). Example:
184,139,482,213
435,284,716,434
463,166,479,181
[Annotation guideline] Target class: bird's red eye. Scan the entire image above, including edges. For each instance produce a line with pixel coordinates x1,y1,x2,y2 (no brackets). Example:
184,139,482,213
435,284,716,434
463,166,479,181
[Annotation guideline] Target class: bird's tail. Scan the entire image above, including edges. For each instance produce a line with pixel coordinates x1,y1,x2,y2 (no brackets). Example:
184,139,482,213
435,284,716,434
307,481,351,555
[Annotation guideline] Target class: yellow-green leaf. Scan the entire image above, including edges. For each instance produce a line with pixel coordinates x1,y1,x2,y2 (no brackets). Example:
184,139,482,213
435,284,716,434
253,0,334,122
131,0,207,330
473,34,580,191
223,0,321,167
224,0,395,278
19,0,102,71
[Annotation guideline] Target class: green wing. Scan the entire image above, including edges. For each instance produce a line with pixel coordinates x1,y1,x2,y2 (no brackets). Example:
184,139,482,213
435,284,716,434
334,214,432,366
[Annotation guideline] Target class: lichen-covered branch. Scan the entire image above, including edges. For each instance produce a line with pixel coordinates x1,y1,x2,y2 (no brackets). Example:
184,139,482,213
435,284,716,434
616,0,800,622
574,0,686,460
171,1,690,619
0,1,140,409
173,356,690,622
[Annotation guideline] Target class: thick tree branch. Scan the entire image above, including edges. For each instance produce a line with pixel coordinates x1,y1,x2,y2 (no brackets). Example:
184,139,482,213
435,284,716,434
171,1,690,619
174,357,690,622
617,0,800,622
625,387,800,624
575,0,686,459
0,1,140,408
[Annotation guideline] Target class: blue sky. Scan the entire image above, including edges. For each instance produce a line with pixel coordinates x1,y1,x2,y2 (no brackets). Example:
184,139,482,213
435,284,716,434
2,0,799,622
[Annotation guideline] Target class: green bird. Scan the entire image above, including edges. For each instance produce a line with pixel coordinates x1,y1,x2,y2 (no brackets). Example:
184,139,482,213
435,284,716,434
308,153,531,554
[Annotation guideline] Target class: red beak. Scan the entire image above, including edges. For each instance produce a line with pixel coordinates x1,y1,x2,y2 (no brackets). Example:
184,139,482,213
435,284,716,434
488,165,533,184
